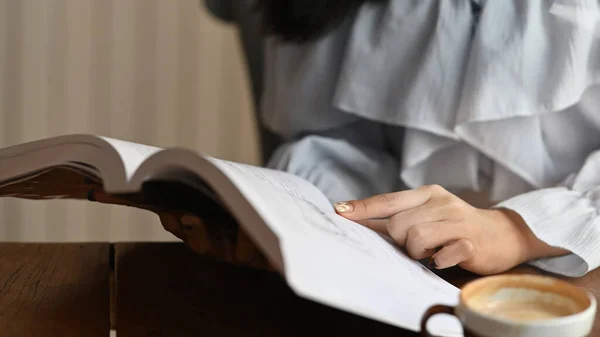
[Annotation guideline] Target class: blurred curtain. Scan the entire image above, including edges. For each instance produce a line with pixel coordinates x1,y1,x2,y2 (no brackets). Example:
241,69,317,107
0,0,259,242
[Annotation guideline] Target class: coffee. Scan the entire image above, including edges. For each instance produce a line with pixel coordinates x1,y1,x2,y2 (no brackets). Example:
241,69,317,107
468,287,582,322
462,276,591,324
421,275,596,337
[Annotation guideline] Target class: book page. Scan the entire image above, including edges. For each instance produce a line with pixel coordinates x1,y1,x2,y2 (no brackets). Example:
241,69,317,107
209,159,462,336
209,158,333,213
100,137,162,180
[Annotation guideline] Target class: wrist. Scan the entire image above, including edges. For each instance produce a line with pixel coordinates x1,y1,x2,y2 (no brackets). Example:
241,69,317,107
494,208,569,262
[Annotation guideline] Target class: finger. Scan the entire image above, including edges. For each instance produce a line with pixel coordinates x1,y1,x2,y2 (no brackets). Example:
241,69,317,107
88,188,130,205
158,213,185,241
391,202,449,227
181,214,211,254
405,221,465,259
385,204,449,244
355,218,388,233
334,184,446,220
236,229,260,263
430,239,475,269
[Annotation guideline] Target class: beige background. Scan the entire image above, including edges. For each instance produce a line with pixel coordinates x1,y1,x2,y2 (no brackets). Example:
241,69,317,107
0,0,259,242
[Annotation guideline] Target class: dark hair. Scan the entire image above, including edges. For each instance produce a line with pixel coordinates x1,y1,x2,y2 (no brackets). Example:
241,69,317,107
255,0,388,43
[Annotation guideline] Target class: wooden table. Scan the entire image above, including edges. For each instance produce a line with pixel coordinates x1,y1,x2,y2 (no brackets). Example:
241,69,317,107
1,243,599,337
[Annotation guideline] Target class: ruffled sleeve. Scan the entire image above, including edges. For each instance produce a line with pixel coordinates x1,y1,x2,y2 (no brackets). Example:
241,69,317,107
470,0,600,277
549,0,600,33
496,148,600,277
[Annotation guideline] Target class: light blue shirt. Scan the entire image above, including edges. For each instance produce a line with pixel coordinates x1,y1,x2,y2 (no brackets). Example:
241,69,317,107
262,0,600,277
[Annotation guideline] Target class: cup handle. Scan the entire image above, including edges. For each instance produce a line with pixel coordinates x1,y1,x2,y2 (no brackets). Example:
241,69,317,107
420,305,456,337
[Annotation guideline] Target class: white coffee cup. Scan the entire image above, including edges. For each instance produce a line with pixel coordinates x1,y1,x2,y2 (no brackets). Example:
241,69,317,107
421,274,596,337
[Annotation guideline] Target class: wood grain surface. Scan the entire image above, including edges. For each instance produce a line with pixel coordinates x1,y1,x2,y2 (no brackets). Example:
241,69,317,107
2,241,598,337
0,243,110,337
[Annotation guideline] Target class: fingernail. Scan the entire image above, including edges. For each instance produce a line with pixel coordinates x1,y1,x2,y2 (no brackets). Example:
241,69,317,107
181,214,201,229
428,258,438,270
334,202,353,213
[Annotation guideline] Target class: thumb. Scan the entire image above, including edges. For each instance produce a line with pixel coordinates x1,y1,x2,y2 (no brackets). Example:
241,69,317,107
158,212,185,241
180,214,211,254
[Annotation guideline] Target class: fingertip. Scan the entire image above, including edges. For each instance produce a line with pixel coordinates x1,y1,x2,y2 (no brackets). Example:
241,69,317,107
334,200,369,220
334,201,354,214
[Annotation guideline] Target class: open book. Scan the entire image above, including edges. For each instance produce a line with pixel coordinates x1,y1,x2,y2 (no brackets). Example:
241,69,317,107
0,134,462,335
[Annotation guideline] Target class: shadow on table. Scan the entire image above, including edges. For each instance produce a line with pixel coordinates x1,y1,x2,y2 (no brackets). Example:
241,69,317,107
115,242,417,337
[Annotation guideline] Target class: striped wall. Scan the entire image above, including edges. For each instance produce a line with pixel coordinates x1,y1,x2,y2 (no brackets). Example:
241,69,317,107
0,0,259,242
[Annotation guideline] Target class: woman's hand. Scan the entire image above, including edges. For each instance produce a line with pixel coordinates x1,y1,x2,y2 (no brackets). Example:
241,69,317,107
334,184,569,275
158,213,271,269
87,188,269,269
